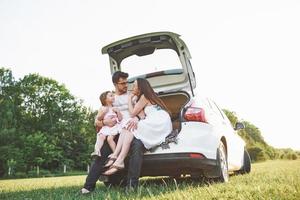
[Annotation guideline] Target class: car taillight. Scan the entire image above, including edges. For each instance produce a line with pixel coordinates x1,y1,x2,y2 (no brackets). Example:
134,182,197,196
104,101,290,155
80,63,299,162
184,107,207,123
189,153,205,159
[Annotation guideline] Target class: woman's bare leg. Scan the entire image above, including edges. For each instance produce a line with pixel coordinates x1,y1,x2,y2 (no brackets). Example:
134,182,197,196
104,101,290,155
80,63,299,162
114,129,134,165
103,129,134,175
104,130,126,167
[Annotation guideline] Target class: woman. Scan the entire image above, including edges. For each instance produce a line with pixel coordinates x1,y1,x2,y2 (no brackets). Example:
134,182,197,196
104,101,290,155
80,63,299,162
103,78,172,175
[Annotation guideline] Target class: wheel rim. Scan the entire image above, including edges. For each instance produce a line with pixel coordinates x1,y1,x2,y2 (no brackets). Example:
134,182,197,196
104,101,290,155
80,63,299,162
219,144,229,181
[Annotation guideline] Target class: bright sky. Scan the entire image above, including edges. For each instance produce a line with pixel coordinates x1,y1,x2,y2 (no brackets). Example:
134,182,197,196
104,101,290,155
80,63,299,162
1,0,299,150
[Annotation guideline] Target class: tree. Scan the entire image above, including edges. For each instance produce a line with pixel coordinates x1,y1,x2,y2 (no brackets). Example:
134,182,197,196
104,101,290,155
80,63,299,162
223,109,238,127
0,68,23,176
223,108,300,162
1,68,95,176
23,132,62,170
16,73,93,170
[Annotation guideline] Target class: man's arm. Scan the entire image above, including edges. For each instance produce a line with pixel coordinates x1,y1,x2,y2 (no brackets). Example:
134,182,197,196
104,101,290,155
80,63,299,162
112,107,123,122
95,107,118,128
94,108,106,128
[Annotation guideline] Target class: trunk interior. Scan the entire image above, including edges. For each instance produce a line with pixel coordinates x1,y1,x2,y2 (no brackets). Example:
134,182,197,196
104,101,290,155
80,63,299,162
159,91,190,131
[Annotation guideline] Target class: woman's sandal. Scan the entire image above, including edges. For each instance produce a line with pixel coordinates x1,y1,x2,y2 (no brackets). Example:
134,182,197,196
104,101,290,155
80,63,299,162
102,164,124,176
104,156,117,168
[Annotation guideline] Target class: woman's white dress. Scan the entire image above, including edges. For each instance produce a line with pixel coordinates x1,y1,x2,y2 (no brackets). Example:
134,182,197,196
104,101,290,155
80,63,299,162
133,105,172,149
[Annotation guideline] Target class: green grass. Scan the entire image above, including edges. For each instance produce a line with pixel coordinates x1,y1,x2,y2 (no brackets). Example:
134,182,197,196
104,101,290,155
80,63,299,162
1,160,300,200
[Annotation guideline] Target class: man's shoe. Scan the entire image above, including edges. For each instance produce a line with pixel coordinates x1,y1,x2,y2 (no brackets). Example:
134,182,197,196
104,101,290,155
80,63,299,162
80,188,91,194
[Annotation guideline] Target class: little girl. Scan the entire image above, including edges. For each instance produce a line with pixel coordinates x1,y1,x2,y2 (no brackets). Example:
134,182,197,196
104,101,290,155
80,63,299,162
91,91,122,157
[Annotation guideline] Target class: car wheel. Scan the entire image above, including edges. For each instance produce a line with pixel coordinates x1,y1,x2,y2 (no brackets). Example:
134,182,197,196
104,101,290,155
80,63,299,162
239,149,251,174
216,142,229,182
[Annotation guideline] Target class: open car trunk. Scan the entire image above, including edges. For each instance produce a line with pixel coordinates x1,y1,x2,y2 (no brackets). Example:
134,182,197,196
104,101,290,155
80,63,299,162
102,32,196,94
159,91,190,132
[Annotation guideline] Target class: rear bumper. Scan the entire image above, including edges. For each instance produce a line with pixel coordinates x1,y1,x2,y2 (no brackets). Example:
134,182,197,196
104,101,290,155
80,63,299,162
141,153,219,178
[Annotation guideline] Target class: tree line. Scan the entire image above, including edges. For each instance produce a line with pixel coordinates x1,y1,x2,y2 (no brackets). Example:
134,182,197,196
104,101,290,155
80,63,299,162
0,67,96,178
223,110,300,162
0,67,299,178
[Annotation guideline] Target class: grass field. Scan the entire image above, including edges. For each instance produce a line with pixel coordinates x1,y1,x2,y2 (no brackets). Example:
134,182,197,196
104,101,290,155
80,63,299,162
0,160,299,200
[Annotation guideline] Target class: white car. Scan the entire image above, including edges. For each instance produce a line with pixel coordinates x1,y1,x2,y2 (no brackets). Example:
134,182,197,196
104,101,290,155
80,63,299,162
101,32,251,184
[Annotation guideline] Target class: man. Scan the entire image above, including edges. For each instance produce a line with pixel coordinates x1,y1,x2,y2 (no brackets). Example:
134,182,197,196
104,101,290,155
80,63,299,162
81,71,145,194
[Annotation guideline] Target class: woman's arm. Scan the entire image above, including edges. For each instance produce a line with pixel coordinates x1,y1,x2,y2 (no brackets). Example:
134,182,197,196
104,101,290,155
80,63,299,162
128,94,148,117
137,109,146,120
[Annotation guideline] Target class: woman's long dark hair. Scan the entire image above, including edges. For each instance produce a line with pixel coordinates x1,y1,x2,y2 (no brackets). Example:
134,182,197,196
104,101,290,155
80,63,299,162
136,78,169,113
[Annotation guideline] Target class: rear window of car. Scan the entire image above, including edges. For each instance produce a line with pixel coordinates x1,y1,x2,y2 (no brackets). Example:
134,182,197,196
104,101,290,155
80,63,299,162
120,49,182,78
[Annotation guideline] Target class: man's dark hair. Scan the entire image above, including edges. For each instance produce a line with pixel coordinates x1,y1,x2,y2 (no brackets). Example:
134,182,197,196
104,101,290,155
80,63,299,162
112,71,129,84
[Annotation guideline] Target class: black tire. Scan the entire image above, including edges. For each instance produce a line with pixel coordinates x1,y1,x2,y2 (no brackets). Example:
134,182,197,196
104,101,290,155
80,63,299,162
216,142,229,182
239,149,251,174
